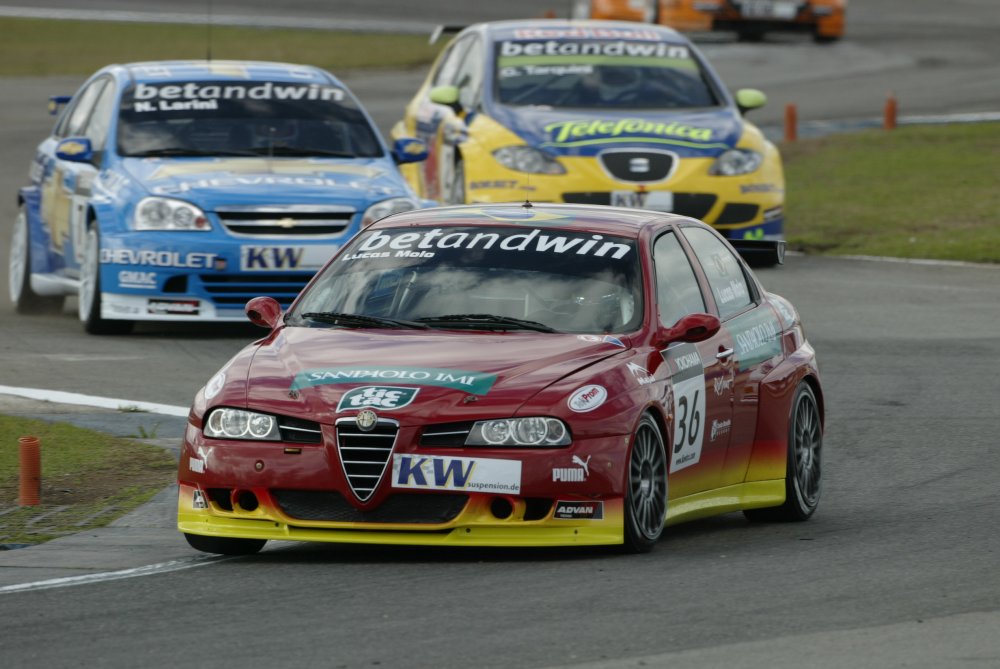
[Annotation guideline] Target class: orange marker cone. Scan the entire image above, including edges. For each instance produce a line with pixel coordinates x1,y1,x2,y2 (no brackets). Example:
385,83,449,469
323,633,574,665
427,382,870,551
19,435,40,506
784,103,798,142
884,92,897,130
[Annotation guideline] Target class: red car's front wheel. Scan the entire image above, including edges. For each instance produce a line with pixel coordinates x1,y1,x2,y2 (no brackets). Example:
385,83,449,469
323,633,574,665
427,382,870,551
623,414,668,553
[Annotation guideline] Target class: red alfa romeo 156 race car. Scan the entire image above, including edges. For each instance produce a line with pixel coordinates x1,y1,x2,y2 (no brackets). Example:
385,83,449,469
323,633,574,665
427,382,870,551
178,203,822,555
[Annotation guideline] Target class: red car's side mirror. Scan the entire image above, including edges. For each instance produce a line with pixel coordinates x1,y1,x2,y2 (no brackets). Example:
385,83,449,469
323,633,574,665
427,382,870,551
656,312,721,348
245,296,282,330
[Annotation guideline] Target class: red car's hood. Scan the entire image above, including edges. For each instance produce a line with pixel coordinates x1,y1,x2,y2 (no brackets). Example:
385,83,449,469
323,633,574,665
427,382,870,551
243,327,630,424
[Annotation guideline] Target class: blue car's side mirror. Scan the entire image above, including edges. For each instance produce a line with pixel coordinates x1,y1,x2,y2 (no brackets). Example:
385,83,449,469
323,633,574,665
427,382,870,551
48,95,71,116
55,137,94,163
392,138,429,164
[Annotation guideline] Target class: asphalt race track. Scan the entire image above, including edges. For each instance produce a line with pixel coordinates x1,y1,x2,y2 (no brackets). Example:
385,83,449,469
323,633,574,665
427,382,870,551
1,2,999,667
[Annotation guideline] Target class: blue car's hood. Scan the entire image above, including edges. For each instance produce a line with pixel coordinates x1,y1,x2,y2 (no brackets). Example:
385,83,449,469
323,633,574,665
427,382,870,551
488,105,743,158
121,156,406,209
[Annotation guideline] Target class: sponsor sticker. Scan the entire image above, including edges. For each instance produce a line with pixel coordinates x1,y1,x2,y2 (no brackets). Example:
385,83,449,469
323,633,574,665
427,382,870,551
543,119,721,149
292,366,496,395
191,489,208,509
101,249,217,269
336,386,419,412
568,385,608,413
499,39,689,60
553,500,604,520
611,190,674,210
130,81,345,114
712,373,733,396
714,277,749,306
469,179,521,190
204,371,226,400
148,299,199,316
728,310,783,371
552,455,592,482
627,361,656,386
240,245,339,272
392,454,521,493
117,270,157,289
576,334,625,347
189,457,205,474
710,419,731,442
341,227,632,262
661,342,705,472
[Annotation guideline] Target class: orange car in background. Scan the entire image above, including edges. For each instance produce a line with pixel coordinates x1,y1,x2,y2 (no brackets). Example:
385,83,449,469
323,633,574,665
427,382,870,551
572,0,846,43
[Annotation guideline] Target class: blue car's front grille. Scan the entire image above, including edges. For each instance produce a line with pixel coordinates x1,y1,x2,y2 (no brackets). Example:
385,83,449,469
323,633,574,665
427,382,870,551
198,273,311,308
215,207,356,237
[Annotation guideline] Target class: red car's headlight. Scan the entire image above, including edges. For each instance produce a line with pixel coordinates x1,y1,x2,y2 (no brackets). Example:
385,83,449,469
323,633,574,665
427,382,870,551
466,417,570,447
204,408,280,441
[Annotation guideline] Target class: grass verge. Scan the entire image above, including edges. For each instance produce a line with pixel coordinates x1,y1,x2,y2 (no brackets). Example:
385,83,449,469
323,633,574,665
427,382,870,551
0,17,444,76
0,415,176,546
782,123,1000,263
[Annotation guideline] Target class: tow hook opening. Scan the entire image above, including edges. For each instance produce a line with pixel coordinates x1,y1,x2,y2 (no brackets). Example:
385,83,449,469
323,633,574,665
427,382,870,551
489,496,514,520
234,489,259,512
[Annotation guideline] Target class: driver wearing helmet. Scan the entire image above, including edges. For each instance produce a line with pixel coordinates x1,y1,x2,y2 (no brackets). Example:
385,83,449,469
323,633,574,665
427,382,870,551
576,64,641,105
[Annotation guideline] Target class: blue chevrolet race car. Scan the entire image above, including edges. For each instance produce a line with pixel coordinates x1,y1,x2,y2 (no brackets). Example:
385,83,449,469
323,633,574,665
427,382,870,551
9,60,429,334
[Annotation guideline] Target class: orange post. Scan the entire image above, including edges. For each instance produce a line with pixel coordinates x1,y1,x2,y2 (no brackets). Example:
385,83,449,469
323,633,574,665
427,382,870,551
19,435,40,506
784,103,798,143
884,92,897,130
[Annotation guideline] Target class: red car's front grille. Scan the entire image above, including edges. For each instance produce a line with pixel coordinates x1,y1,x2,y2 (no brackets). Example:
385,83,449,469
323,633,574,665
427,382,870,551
335,417,398,501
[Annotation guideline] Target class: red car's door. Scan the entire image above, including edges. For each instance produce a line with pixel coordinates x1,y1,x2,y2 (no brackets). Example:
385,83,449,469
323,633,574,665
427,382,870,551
678,225,785,488
653,229,736,498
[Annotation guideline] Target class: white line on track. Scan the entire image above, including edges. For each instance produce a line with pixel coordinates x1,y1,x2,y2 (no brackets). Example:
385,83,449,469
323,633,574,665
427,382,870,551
0,385,189,416
0,555,234,595
0,6,435,33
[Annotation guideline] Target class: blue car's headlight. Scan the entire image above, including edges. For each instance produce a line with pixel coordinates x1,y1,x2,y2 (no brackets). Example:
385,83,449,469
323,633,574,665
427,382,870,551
362,197,419,225
204,408,280,441
134,197,211,231
466,417,571,447
492,146,566,175
709,149,763,176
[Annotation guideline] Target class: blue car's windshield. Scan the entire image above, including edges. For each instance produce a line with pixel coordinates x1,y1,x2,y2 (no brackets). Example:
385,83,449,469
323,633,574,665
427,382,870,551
116,80,383,158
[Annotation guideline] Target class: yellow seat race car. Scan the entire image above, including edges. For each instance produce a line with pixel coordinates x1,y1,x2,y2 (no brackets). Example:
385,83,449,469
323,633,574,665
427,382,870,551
393,20,785,241
572,0,846,43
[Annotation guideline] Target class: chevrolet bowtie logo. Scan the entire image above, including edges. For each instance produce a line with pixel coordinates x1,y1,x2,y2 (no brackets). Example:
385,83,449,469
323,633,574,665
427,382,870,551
277,217,297,228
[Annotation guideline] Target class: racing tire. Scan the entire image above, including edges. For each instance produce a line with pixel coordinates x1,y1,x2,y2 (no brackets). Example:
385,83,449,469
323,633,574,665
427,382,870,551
9,205,65,314
184,533,267,556
736,29,765,43
623,414,668,553
448,159,466,205
813,30,841,44
79,226,133,335
745,382,822,522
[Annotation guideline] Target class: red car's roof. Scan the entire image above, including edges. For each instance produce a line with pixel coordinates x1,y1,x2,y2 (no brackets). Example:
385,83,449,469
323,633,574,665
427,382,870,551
371,203,692,239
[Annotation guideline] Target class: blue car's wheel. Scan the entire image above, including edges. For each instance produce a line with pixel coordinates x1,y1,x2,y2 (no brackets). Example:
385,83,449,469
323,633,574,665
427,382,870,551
79,226,132,335
9,206,64,314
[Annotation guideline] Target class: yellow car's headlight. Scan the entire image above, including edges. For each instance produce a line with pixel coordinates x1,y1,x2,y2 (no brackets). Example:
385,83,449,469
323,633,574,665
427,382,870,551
709,149,763,176
492,146,566,175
